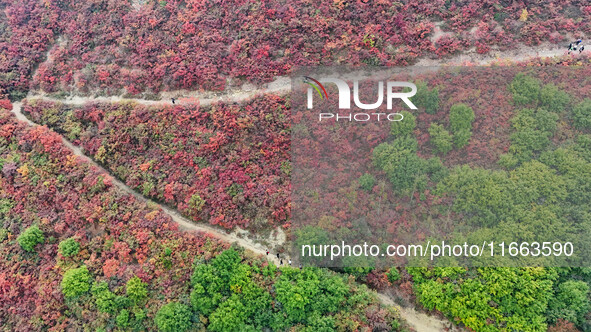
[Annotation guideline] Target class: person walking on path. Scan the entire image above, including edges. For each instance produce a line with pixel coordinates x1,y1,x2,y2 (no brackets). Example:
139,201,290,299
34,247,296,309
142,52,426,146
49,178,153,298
568,39,584,54
568,43,575,54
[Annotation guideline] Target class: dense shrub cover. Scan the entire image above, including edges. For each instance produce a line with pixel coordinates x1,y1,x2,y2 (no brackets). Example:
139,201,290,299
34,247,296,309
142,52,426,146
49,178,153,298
291,67,574,254
16,56,591,331
189,248,401,331
24,95,290,230
0,0,58,100
0,108,400,330
0,0,589,100
0,107,226,329
0,0,584,97
1,1,590,331
16,225,44,252
291,67,591,330
409,267,591,332
58,237,80,257
413,72,591,331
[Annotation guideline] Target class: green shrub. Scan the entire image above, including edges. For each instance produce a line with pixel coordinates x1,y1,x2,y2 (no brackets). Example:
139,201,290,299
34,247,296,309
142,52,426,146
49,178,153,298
126,276,148,303
390,111,416,137
61,266,92,299
449,103,475,133
91,281,117,313
572,99,591,130
155,302,192,332
387,268,400,282
133,308,146,325
115,295,130,309
373,137,426,193
208,296,248,332
498,153,519,169
142,181,154,196
58,238,80,257
358,173,376,191
226,183,243,197
0,198,13,217
413,81,440,114
449,103,474,148
116,309,130,328
548,280,590,326
188,194,205,213
17,225,44,252
425,157,449,183
540,84,570,113
509,73,541,105
453,128,472,149
428,123,453,155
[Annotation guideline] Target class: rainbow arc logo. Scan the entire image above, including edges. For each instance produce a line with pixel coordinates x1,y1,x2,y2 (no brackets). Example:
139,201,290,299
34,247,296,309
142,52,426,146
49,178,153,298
303,76,328,100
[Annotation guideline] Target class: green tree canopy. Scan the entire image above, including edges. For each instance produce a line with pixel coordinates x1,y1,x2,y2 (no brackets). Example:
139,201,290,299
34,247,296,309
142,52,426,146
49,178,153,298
61,266,92,299
412,80,440,114
17,225,44,252
390,110,416,137
126,276,148,303
58,237,80,257
548,280,590,326
540,83,570,113
91,281,117,314
429,123,453,155
509,73,542,105
155,302,192,332
572,98,591,130
357,173,376,191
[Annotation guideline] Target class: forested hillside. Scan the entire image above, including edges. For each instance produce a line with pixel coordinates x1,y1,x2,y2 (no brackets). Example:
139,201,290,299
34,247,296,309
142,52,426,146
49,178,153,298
0,107,402,330
23,96,290,231
24,65,591,330
2,0,591,331
2,0,590,100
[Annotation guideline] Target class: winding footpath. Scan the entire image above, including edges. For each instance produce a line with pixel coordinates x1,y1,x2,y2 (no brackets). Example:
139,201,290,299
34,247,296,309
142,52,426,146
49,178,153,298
11,99,458,332
9,43,575,331
11,101,280,264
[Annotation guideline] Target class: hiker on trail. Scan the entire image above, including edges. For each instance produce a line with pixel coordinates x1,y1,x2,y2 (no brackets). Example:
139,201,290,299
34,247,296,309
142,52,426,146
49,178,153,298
569,40,584,54
568,43,576,54
266,249,269,256
280,259,283,265
580,45,586,54
171,98,176,104
299,264,302,270
288,259,292,266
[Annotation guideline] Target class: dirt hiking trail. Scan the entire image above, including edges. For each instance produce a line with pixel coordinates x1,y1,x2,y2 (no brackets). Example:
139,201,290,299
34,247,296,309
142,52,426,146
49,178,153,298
11,101,281,264
29,42,574,106
10,43,579,331
12,98,460,332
